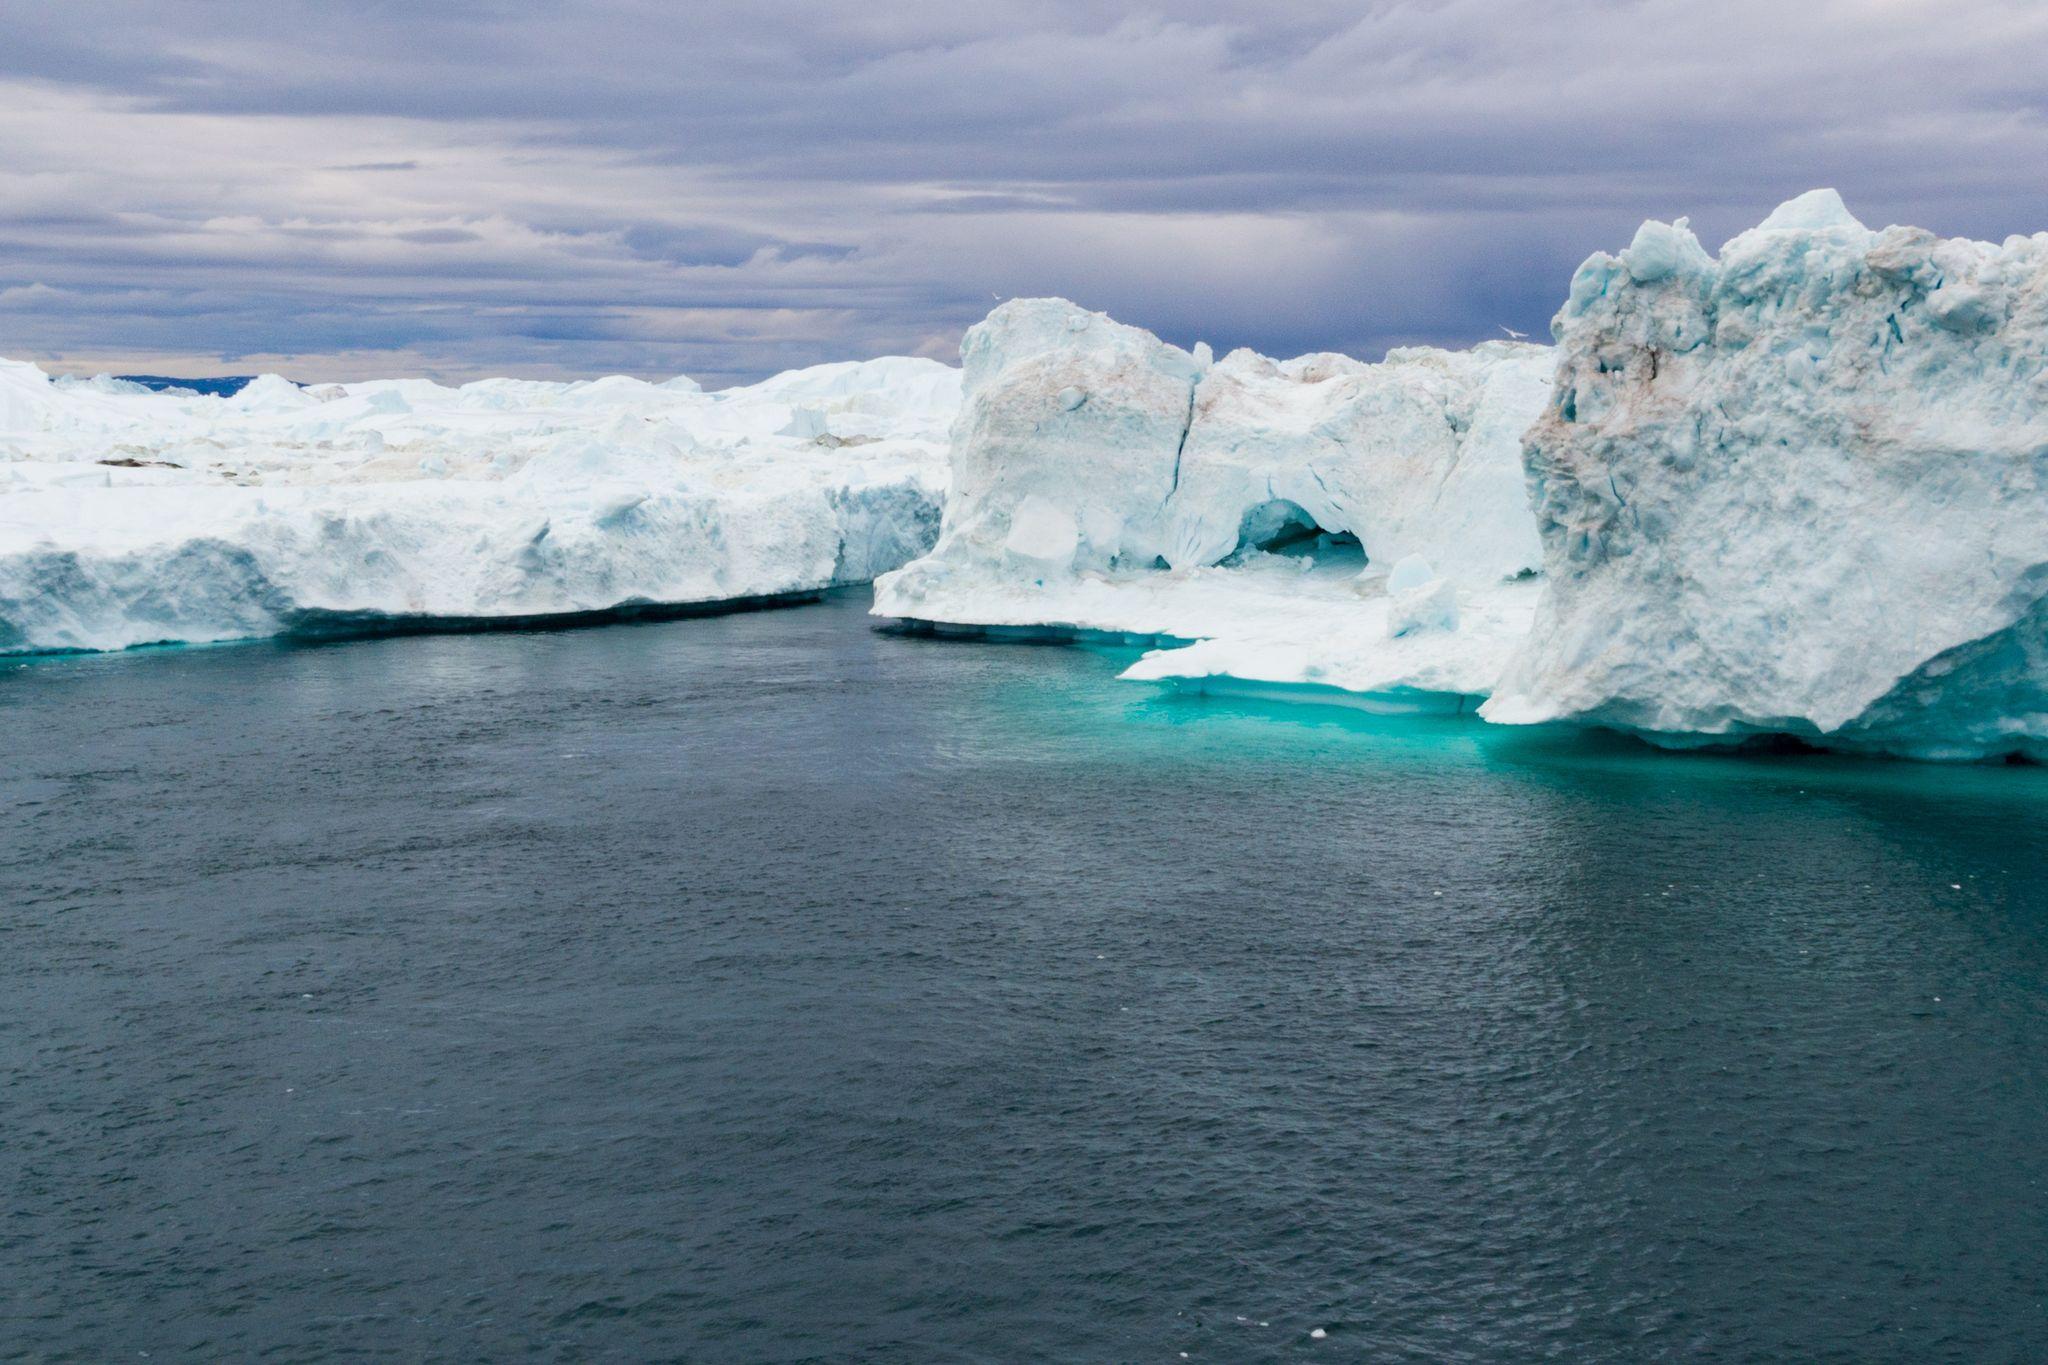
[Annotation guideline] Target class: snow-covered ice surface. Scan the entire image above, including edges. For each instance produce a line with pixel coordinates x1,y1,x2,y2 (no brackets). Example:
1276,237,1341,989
1484,190,2048,760
873,298,1552,709
1114,564,1542,715
0,356,956,654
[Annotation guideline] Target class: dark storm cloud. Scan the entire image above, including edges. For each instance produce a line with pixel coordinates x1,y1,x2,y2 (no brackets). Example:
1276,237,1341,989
3,0,2047,381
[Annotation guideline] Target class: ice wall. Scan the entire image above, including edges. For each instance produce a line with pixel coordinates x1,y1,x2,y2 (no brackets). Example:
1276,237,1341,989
877,298,1550,622
938,299,1203,576
0,358,957,654
1484,190,2048,759
1165,342,1548,583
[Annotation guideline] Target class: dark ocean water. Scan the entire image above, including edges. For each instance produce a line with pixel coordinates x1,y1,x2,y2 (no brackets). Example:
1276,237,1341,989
2,591,2044,1362
112,375,261,398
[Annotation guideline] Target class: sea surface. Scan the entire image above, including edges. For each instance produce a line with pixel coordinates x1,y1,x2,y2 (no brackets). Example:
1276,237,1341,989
112,374,260,397
3,591,2044,1362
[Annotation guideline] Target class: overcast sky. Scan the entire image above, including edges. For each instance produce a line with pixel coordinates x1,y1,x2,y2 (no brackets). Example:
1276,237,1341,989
3,0,2045,384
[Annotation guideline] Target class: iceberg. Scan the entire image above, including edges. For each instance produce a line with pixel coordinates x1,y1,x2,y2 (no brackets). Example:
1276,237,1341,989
0,357,957,654
873,298,1552,709
15,193,2038,761
881,205,2045,762
1483,190,2048,760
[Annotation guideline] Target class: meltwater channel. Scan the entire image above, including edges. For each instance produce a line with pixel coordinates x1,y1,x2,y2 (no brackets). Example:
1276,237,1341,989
3,591,2043,1361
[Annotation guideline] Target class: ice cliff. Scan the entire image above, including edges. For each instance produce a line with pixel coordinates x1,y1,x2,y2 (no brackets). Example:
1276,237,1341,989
882,197,2047,760
1483,190,2048,760
0,357,956,654
873,298,1552,705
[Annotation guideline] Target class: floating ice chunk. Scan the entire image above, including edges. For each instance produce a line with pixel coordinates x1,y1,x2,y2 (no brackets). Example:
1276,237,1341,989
1386,556,1459,637
1386,553,1436,594
1388,579,1459,637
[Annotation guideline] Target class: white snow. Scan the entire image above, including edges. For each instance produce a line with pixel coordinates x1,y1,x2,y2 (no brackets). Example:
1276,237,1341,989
1484,190,2048,760
0,357,958,654
873,297,1551,709
1115,568,1539,714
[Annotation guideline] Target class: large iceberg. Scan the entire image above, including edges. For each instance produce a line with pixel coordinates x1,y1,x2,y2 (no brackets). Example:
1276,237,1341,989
883,204,2047,762
0,356,956,654
873,298,1552,708
17,194,2040,760
1483,190,2048,760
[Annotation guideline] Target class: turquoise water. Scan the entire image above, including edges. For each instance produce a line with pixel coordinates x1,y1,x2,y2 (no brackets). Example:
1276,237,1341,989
3,591,2044,1360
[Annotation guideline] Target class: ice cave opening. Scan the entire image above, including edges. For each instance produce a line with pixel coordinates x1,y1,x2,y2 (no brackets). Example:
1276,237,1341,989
1229,498,1364,567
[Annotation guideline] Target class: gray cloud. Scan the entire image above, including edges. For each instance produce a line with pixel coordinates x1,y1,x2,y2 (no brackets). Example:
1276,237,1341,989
3,0,2047,383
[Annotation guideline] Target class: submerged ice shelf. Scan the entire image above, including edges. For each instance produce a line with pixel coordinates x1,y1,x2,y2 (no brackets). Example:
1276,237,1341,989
887,539,1540,712
0,356,957,653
